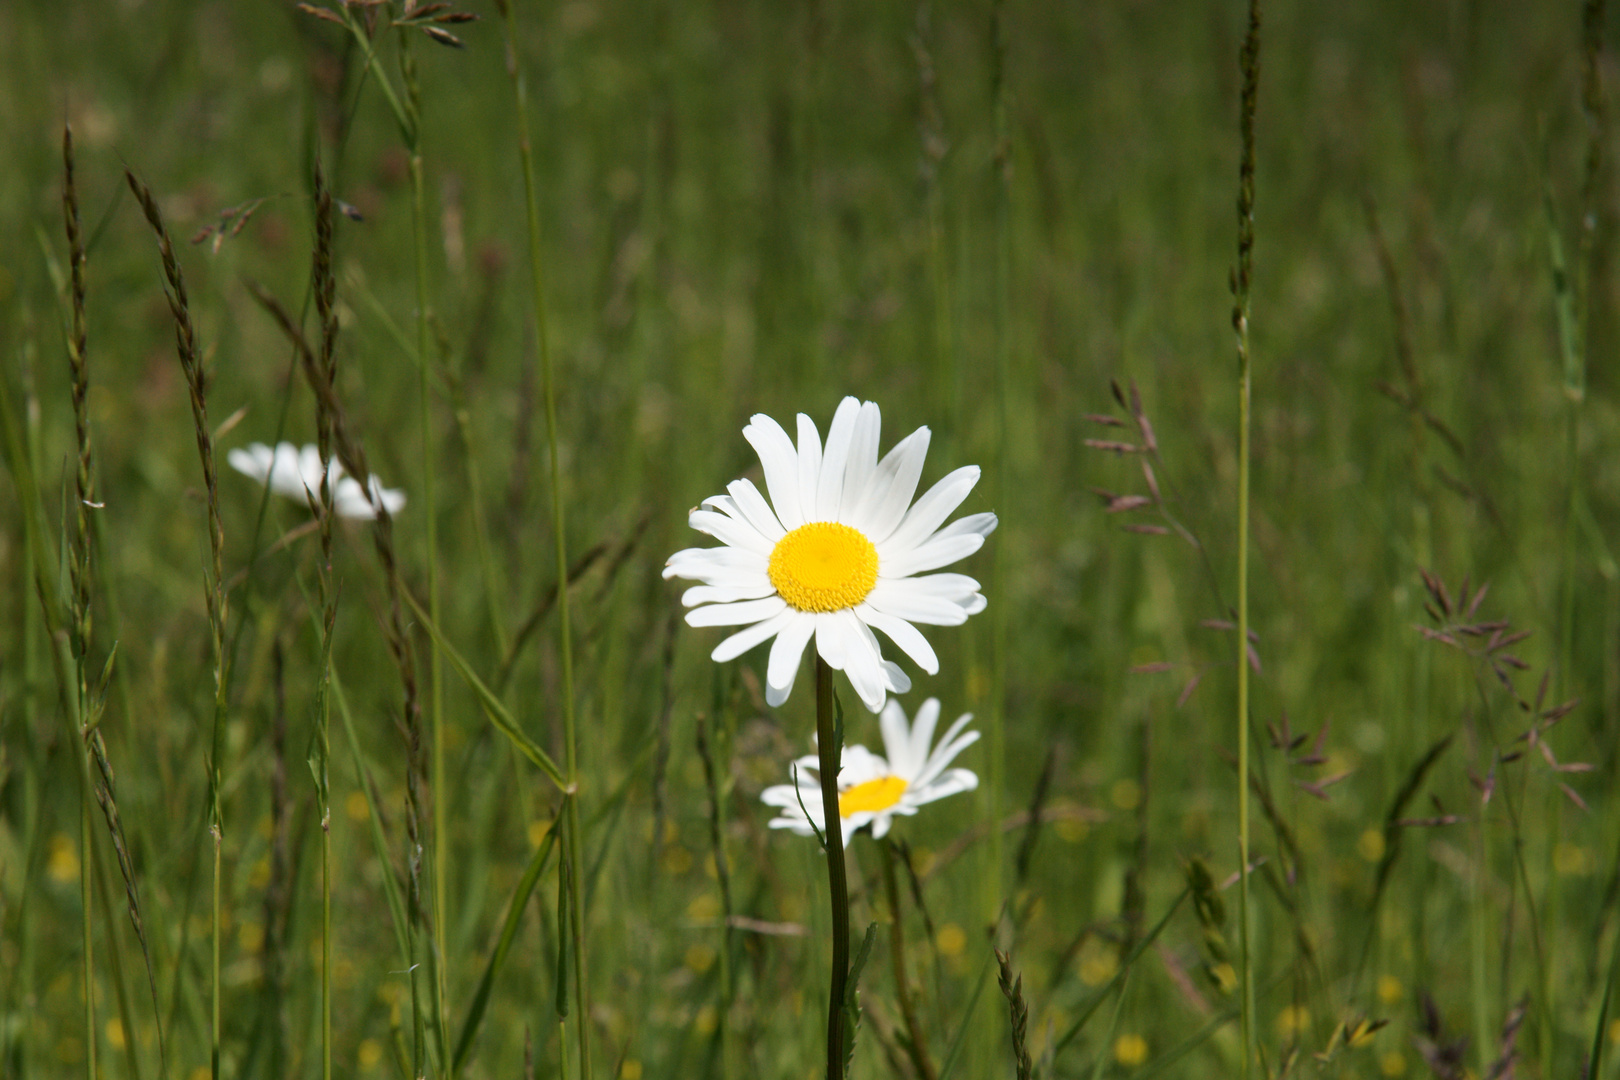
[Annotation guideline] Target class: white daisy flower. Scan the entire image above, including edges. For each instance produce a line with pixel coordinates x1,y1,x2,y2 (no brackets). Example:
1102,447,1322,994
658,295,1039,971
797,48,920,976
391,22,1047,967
664,397,996,713
227,441,405,521
761,698,980,840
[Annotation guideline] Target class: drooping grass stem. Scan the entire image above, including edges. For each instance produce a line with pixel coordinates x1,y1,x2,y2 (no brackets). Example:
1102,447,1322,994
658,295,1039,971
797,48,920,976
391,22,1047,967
1230,2,1261,1077
814,658,850,1080
495,4,589,1074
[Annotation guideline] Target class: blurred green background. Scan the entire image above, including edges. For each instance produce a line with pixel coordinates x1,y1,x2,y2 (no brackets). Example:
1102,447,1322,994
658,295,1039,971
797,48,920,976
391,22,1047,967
2,1,1619,1078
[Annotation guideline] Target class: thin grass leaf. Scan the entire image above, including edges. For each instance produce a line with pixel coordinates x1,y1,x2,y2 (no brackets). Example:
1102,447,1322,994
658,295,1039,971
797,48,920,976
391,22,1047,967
402,589,565,788
453,825,558,1072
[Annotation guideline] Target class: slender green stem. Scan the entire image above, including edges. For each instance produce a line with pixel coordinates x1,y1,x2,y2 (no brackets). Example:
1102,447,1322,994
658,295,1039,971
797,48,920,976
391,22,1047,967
498,5,589,1073
987,0,1011,928
815,659,850,1080
409,120,452,1080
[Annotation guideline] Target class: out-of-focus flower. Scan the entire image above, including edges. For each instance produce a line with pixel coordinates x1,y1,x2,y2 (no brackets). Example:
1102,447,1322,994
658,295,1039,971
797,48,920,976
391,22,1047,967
761,698,979,839
227,441,404,520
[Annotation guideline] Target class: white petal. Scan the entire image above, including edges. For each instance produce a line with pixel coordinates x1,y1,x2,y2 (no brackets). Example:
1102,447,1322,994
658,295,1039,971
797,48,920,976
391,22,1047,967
880,533,986,579
766,613,816,705
908,768,979,806
855,605,940,675
905,572,984,601
880,465,981,556
839,744,890,784
852,427,930,539
332,478,374,518
882,661,911,695
908,699,943,776
815,397,860,520
687,596,789,628
823,609,886,713
267,442,309,498
371,480,406,515
228,445,270,483
726,479,786,543
795,414,822,518
681,582,778,607
879,701,915,778
869,812,893,840
881,508,991,573
710,608,794,662
687,509,774,556
838,402,882,526
761,783,822,810
961,593,987,616
812,611,848,670
743,414,805,531
913,715,980,790
298,445,327,496
664,546,769,584
865,579,969,626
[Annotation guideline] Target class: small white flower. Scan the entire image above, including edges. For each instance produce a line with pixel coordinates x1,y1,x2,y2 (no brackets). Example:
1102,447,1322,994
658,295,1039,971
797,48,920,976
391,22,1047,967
761,698,980,840
226,441,405,520
664,397,996,713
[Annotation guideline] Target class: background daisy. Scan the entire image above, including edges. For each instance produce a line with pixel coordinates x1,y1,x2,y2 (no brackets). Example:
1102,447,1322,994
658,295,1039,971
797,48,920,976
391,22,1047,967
762,698,980,840
228,440,405,520
665,397,996,712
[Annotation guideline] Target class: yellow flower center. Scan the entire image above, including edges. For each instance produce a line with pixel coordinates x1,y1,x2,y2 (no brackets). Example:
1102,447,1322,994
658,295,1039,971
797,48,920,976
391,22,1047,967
767,521,879,613
839,776,908,817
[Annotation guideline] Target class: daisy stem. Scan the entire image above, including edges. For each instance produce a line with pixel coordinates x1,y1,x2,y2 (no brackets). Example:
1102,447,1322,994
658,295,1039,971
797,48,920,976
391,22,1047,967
882,839,936,1080
815,658,850,1080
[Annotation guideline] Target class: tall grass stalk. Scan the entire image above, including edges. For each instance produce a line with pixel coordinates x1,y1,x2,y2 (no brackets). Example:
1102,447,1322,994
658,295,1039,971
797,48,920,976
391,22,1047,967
63,121,99,1080
1230,2,1261,1076
125,167,229,1080
395,28,454,1071
495,3,590,1073
311,161,342,1080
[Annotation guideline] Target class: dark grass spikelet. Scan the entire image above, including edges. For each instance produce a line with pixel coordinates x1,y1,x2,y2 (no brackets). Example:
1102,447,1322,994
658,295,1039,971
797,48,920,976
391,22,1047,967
995,949,1033,1080
125,170,224,615
1231,0,1260,336
63,126,93,638
67,137,166,1065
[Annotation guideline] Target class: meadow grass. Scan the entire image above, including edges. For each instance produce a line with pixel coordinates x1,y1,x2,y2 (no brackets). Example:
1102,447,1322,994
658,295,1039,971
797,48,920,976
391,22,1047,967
3,2,1620,1079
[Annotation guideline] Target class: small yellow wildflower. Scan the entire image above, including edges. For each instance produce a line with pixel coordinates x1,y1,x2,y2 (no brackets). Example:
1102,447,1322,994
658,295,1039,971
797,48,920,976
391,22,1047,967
936,923,967,958
358,1038,383,1069
1114,1033,1149,1067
